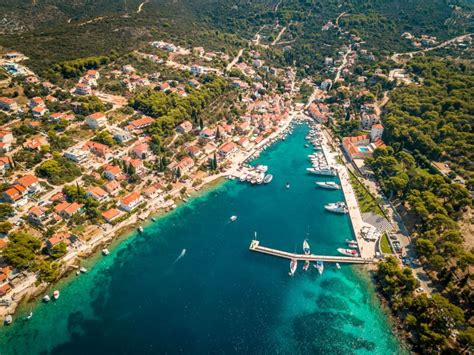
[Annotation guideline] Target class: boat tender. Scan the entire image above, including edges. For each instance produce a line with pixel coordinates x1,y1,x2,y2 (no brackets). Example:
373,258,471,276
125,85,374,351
316,181,341,190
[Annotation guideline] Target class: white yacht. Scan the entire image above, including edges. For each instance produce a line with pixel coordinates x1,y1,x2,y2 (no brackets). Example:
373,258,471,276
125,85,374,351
230,215,237,222
324,202,348,214
306,167,337,176
315,181,341,190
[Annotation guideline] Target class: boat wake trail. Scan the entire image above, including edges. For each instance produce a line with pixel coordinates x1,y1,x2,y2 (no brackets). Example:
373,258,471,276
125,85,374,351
173,249,186,263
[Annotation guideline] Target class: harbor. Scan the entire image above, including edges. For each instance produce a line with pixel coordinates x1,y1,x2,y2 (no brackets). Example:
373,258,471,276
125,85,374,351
0,122,402,354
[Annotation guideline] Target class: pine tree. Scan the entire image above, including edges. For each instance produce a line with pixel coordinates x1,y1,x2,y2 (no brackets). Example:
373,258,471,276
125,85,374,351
213,153,218,171
199,117,204,130
215,127,221,140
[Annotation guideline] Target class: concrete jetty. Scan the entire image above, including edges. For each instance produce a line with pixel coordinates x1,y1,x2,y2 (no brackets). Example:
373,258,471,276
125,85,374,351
249,240,375,264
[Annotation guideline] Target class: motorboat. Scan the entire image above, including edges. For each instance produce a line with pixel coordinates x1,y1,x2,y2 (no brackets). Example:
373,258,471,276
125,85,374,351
26,312,33,320
303,240,311,255
256,175,264,184
336,263,341,269
307,167,337,176
230,215,237,222
289,259,297,276
286,182,290,189
102,248,110,256
138,226,144,233
151,217,156,222
263,174,273,184
4,315,12,325
53,290,60,300
302,260,310,271
337,248,359,257
239,175,246,182
315,181,341,190
315,261,324,275
80,267,87,273
324,202,349,214
43,295,50,303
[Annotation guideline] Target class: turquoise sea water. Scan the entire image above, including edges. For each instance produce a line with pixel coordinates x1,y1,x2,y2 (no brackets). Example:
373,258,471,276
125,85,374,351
0,124,405,354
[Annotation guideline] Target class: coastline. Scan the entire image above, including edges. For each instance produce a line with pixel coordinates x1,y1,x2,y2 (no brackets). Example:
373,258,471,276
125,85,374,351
0,111,297,320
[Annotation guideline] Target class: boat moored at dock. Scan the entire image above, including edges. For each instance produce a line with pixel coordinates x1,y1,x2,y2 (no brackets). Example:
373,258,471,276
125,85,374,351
315,260,324,275
315,181,341,190
337,248,360,257
324,202,349,214
289,259,297,276
306,167,337,176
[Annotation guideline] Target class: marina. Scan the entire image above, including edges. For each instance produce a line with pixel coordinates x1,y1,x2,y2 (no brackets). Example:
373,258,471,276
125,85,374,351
249,240,373,264
0,122,400,354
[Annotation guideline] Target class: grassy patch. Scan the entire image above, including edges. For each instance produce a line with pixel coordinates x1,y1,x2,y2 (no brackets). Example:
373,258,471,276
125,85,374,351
380,233,392,254
349,171,385,216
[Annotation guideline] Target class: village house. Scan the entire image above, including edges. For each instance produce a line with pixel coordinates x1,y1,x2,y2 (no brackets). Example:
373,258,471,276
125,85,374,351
86,69,100,80
24,136,47,150
203,142,217,155
176,120,193,134
29,97,45,109
132,143,151,160
125,116,154,131
142,183,163,199
85,112,107,129
123,157,145,174
31,105,49,118
218,142,238,159
87,186,109,202
84,141,111,160
186,144,202,159
112,128,132,144
74,83,92,96
176,156,194,174
102,208,122,224
0,97,18,111
54,202,83,219
104,163,126,180
15,174,41,194
104,180,121,195
119,191,142,212
238,137,250,149
28,206,48,225
199,128,215,140
64,148,89,163
0,156,11,174
2,184,27,207
47,232,76,250
0,284,12,297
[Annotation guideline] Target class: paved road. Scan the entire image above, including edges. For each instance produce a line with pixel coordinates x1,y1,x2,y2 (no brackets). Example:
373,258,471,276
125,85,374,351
391,33,472,63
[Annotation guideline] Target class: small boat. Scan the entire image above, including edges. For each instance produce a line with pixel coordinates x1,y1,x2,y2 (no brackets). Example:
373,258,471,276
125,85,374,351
230,215,237,222
4,315,12,325
303,240,311,255
102,248,110,256
304,144,309,148
302,260,310,271
289,259,297,276
26,312,33,320
138,226,144,233
53,290,60,300
336,263,341,269
43,295,50,303
285,182,290,189
79,267,87,273
239,175,246,182
263,174,273,184
337,248,359,257
183,198,189,202
151,217,156,222
315,260,324,275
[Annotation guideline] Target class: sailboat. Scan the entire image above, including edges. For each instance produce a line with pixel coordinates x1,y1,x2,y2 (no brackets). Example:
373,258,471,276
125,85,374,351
289,259,297,276
302,260,310,271
315,260,324,275
303,240,311,255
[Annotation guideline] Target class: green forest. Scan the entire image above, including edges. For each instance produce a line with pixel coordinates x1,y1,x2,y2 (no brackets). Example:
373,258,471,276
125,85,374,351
383,58,474,179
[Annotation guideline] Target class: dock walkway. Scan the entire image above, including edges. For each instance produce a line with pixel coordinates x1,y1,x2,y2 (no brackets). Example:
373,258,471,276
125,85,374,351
249,240,374,264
